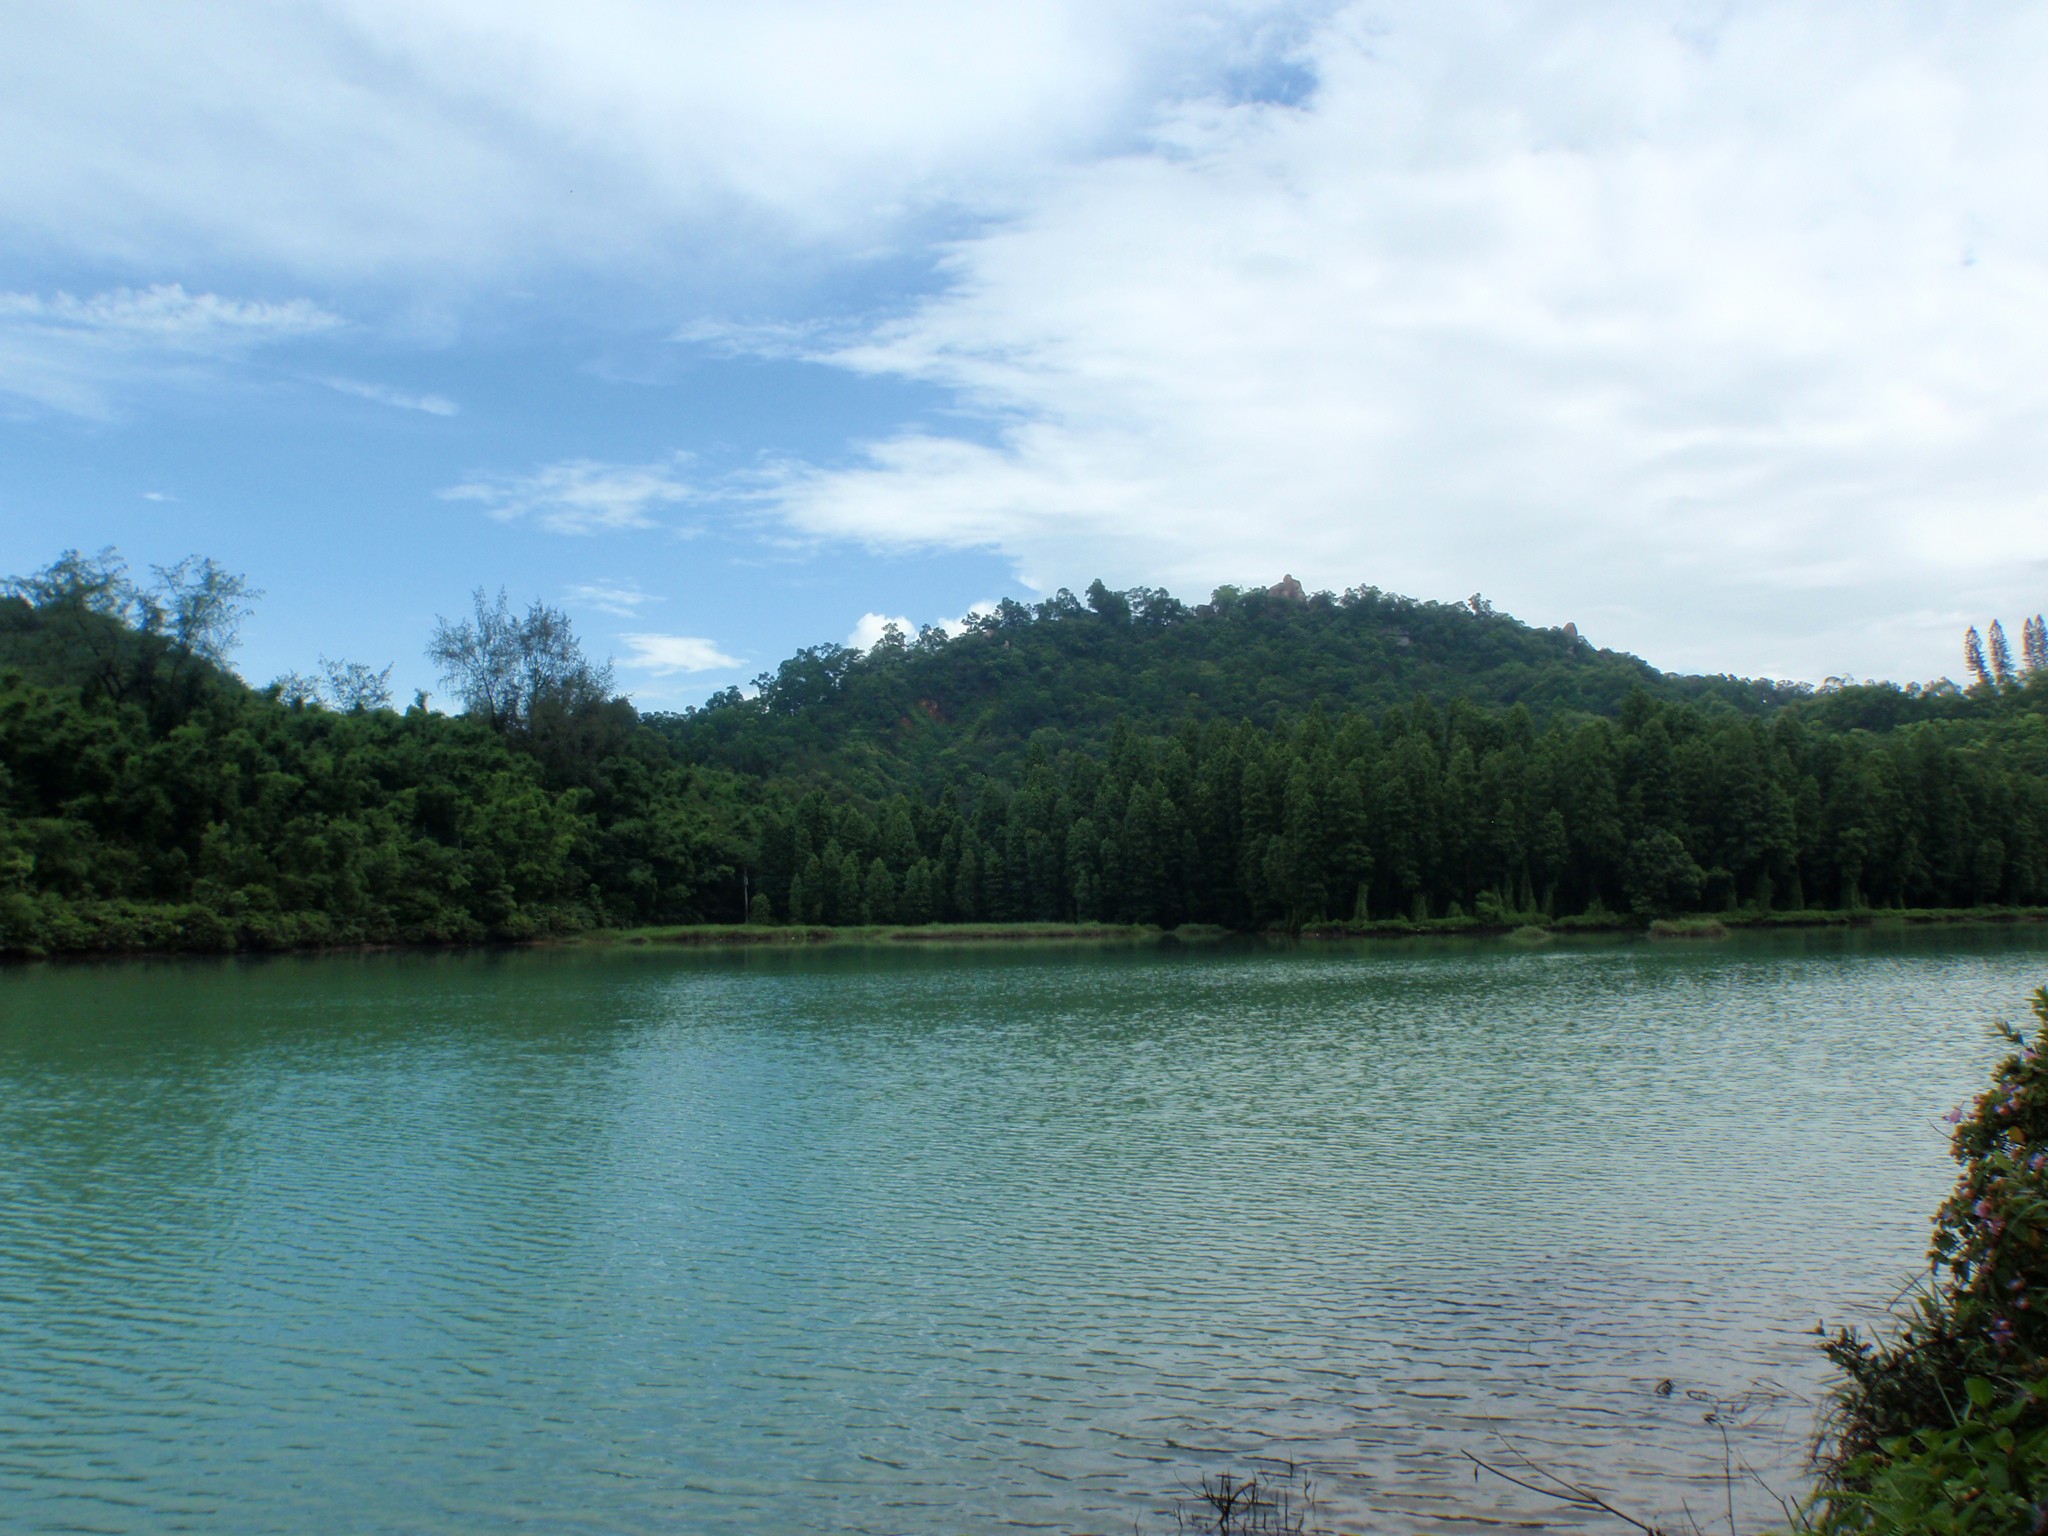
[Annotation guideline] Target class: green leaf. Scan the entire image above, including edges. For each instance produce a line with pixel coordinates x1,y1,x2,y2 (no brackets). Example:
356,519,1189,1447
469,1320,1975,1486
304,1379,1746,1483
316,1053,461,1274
1965,1376,1995,1411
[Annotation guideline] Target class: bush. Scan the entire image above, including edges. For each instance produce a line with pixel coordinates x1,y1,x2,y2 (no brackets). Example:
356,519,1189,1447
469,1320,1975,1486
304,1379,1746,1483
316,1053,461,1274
1810,986,2048,1533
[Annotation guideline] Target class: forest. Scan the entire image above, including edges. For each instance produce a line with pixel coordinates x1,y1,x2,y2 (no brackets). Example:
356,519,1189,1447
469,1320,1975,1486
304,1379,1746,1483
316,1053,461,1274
3,550,2045,956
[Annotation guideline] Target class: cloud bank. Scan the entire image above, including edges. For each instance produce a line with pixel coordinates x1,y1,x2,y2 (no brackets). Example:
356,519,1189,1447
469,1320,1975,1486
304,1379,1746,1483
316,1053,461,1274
0,0,1305,281
8,2,2046,684
761,1,2048,680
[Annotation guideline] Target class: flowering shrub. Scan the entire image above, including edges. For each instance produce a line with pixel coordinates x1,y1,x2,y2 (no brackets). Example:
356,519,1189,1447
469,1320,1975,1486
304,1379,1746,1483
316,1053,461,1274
1812,986,2048,1534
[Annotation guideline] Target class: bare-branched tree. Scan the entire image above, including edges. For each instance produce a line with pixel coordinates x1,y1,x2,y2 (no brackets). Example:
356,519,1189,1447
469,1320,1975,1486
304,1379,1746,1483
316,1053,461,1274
319,657,395,712
426,588,613,730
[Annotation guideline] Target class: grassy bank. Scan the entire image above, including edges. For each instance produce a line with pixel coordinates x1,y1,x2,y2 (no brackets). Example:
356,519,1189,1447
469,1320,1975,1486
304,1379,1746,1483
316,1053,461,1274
10,904,2048,962
1293,904,2048,943
583,921,1172,949
580,906,2048,952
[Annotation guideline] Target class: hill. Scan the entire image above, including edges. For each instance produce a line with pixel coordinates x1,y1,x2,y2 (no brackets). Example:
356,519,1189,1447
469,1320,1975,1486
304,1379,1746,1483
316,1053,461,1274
655,577,1802,792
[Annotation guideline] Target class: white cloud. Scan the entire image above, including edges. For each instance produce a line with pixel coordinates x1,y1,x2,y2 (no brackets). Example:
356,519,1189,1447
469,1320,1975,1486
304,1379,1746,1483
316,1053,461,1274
0,282,342,412
0,284,339,343
567,579,661,617
846,611,914,650
442,456,694,535
0,1,1307,281
10,3,2048,683
619,632,742,674
936,602,999,636
323,376,457,415
762,1,2048,681
673,317,827,360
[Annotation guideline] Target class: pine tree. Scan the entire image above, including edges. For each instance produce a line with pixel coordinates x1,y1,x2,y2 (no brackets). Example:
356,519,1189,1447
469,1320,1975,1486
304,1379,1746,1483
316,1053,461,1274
1964,626,1992,690
899,859,934,926
952,844,980,922
861,857,895,925
2024,615,2047,674
1988,620,2016,685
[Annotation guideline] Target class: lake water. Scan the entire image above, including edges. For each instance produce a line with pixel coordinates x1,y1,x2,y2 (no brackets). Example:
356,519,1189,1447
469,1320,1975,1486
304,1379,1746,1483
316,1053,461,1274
3,931,2045,1534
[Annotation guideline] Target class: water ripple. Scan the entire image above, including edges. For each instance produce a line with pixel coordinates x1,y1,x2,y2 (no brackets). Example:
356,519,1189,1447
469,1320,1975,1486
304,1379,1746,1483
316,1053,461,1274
0,931,2041,1533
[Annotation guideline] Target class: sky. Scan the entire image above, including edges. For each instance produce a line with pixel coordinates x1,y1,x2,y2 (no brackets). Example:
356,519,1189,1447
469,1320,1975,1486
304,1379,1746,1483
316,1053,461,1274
4,0,2046,706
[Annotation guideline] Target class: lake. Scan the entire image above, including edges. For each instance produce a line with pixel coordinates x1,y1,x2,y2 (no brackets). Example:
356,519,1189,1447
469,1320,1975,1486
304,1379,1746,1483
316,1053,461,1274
3,930,2044,1534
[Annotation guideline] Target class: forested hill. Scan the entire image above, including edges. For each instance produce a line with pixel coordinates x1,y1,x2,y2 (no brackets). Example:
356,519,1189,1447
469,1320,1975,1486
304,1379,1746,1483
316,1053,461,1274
657,578,1805,791
5,548,2042,959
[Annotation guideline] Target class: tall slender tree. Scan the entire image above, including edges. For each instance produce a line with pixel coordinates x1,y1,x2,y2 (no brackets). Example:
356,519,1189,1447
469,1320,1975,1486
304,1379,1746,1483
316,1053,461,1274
1964,625,1993,689
2024,614,2048,674
1988,619,2016,685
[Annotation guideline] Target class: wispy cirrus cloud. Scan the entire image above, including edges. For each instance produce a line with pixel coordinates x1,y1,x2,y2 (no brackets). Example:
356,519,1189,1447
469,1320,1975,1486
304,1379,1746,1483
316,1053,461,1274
0,282,342,413
619,632,741,674
0,284,339,344
672,317,828,361
568,579,661,617
441,456,695,535
323,376,457,415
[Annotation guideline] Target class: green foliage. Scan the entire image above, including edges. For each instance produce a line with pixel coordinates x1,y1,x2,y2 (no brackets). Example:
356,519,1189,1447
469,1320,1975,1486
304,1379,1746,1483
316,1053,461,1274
427,587,614,731
0,553,763,956
5,553,2048,955
653,580,1801,794
716,679,2048,933
0,549,257,733
1810,988,2048,1533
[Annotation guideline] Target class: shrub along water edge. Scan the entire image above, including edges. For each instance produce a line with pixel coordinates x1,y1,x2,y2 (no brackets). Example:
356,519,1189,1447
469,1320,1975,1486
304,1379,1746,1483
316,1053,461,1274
1806,985,2048,1534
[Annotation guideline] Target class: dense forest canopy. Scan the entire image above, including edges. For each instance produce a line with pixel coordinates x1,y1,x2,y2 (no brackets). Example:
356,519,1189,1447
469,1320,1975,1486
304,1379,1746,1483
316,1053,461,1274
654,577,1832,793
2,551,2043,955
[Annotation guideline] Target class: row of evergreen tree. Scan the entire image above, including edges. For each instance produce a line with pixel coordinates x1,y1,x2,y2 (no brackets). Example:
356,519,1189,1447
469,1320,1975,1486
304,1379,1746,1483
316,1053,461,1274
752,685,2048,929
1963,616,2048,691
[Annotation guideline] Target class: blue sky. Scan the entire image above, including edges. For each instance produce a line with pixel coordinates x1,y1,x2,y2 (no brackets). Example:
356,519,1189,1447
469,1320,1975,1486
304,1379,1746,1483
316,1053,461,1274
5,0,2047,706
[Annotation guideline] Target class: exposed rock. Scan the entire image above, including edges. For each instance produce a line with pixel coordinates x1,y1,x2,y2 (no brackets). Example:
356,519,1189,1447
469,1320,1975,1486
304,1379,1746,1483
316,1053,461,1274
1267,574,1306,603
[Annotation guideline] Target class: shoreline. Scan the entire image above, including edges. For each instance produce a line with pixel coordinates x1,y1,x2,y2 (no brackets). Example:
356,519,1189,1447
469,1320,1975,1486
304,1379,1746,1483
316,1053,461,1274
598,904,2048,950
8,905,2048,965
